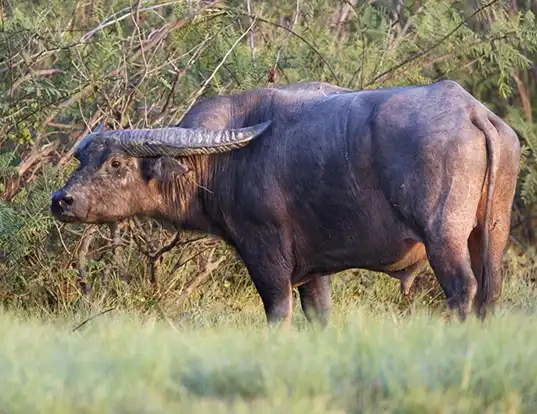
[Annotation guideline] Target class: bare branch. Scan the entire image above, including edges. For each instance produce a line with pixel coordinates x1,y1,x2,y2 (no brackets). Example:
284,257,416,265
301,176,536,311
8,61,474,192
149,232,181,261
237,12,340,84
77,228,95,299
244,0,255,61
79,0,195,44
71,307,115,332
175,248,225,309
274,0,300,71
171,15,257,126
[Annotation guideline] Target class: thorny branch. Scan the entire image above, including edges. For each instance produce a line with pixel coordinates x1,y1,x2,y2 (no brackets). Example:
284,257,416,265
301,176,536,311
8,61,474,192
171,14,257,126
365,0,502,86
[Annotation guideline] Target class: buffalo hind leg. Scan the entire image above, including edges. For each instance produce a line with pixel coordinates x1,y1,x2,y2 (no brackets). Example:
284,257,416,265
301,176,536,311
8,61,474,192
425,236,477,321
468,216,511,318
298,275,332,328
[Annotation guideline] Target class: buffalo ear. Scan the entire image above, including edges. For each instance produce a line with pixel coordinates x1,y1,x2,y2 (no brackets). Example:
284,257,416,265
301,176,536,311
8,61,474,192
145,156,189,182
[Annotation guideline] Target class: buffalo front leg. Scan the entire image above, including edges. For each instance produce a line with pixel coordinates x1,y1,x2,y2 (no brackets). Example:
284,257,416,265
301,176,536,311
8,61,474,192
298,275,332,328
253,274,293,328
239,248,294,328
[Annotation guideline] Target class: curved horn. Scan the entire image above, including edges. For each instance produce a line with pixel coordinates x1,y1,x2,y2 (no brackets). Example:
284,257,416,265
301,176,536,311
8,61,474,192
101,120,272,157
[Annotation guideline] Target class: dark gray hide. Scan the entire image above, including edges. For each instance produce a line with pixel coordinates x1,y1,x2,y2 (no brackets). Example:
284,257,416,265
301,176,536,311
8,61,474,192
51,80,521,327
178,81,355,326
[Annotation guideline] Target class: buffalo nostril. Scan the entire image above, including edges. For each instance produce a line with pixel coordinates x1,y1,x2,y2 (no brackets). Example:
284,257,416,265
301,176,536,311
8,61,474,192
51,190,74,213
50,189,77,221
63,194,74,206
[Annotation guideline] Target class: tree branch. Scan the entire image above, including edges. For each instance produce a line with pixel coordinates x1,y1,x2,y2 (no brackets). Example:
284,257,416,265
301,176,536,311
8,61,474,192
237,12,340,84
366,0,502,87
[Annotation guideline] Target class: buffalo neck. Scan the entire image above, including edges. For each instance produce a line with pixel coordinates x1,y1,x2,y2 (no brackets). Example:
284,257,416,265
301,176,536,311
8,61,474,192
156,153,234,239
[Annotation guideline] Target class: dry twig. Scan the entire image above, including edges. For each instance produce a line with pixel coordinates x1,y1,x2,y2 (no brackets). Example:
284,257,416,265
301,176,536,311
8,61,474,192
175,248,225,309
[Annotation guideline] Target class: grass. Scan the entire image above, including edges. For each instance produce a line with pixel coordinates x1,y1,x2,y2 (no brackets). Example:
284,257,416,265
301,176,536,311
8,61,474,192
0,256,536,414
2,306,537,413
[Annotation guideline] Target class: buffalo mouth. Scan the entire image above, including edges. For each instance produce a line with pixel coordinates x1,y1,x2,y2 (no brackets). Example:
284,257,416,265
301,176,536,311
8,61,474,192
50,205,125,226
49,196,88,224
50,205,80,223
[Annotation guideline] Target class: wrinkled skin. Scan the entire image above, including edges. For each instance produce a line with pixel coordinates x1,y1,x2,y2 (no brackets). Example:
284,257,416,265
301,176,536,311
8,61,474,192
51,80,521,327
177,82,356,327
179,81,422,320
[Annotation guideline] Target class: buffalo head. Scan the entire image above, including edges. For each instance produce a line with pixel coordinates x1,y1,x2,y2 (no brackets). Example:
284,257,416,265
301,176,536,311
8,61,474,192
50,120,271,224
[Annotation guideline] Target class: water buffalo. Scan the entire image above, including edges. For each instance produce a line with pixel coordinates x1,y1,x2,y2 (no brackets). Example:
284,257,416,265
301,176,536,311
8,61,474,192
50,79,521,327
177,81,355,326
177,80,422,324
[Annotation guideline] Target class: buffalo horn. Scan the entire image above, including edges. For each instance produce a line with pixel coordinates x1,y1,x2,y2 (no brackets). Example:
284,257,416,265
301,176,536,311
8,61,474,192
99,120,272,157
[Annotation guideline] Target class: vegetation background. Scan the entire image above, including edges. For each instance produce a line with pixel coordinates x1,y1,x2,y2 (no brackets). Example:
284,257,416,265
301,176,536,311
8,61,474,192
0,0,536,319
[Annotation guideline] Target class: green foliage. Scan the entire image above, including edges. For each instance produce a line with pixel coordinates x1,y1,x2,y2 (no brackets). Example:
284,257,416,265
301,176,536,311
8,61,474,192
0,152,19,180
0,167,57,267
505,108,537,205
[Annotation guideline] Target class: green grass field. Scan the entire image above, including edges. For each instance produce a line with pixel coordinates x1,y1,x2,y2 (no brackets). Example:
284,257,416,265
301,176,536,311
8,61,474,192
1,254,537,414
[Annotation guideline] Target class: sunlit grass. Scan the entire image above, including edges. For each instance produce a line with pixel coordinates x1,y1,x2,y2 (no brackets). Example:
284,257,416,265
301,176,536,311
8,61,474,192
1,285,537,413
0,248,534,413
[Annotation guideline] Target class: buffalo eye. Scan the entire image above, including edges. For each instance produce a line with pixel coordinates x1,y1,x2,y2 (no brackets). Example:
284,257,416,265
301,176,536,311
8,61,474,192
111,159,121,169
